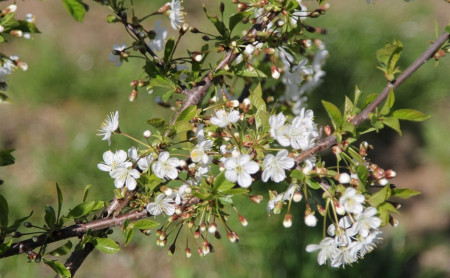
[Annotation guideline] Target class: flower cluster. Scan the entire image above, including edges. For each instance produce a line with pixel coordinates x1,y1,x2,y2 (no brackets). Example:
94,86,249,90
306,188,383,268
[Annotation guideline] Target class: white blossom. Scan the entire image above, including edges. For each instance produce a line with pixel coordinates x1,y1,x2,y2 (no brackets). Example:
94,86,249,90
97,150,130,173
306,237,341,265
146,194,175,216
152,152,179,180
137,155,154,172
349,207,381,237
353,230,383,257
269,113,290,146
305,213,318,227
168,0,184,30
339,187,365,215
267,184,297,214
224,152,259,188
191,140,213,164
262,150,294,183
210,109,240,128
109,44,127,67
97,111,119,145
111,167,140,190
149,20,167,51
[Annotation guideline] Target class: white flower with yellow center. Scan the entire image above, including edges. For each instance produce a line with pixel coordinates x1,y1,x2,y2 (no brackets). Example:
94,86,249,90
339,187,365,215
97,111,119,145
262,150,295,183
152,152,180,180
224,151,259,188
210,109,240,128
168,0,184,30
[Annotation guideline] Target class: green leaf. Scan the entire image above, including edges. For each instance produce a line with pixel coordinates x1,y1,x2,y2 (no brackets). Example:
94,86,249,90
383,117,401,135
393,109,430,122
0,149,15,167
56,183,63,222
174,120,193,133
249,83,267,130
124,228,134,247
306,179,321,190
82,184,91,202
147,118,168,133
48,241,73,256
0,239,12,255
380,88,395,115
93,238,120,254
353,85,362,106
322,100,343,129
229,11,252,32
214,172,235,192
361,93,378,110
163,38,175,65
221,188,249,195
0,194,8,228
43,259,71,277
45,205,57,228
5,211,32,233
377,204,390,227
176,105,197,122
0,93,12,104
62,0,87,22
66,201,106,219
203,5,228,37
131,219,160,230
391,188,421,199
356,165,369,184
290,169,305,180
344,96,354,116
376,39,403,81
368,185,391,207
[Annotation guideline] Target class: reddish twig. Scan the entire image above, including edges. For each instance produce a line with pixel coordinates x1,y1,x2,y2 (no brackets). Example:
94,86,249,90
294,32,450,163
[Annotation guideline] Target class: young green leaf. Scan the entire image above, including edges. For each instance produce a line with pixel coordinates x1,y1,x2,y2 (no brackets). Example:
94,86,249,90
163,38,175,65
380,88,395,115
66,201,106,219
176,105,197,122
93,238,120,254
124,228,134,247
0,239,12,255
322,100,343,129
131,219,160,230
214,171,235,192
383,117,401,135
393,109,430,122
43,259,72,277
368,185,391,207
62,0,87,22
56,183,63,222
229,11,252,32
391,188,421,199
45,205,57,228
82,184,91,202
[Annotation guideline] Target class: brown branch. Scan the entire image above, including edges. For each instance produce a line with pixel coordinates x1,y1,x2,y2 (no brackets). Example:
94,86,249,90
295,32,450,163
56,243,95,278
170,11,280,125
0,210,148,259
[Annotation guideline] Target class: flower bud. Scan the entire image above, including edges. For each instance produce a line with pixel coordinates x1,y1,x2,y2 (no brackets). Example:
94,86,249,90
10,30,22,37
324,125,332,136
168,243,176,255
250,195,263,204
335,202,346,215
194,228,200,238
129,89,138,102
227,232,237,243
239,215,248,226
283,214,293,228
271,65,280,79
377,178,389,186
304,213,318,227
185,247,192,258
293,191,303,203
385,169,397,179
160,186,172,196
202,240,210,255
143,130,152,138
24,222,32,228
192,52,203,62
208,223,217,234
338,173,351,184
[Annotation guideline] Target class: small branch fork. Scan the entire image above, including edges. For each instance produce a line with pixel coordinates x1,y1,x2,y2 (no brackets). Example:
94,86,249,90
1,23,446,277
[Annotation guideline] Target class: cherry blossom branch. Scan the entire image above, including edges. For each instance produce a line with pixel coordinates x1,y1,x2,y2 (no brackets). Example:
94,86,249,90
0,210,148,259
170,11,280,125
294,32,450,163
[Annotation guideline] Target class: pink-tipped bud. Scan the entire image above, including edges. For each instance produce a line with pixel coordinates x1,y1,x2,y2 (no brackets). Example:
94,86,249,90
194,229,200,239
239,215,248,227
250,195,263,204
324,125,332,136
159,231,166,241
202,240,210,255
332,145,342,155
185,247,192,258
129,89,138,102
335,202,346,215
160,186,173,196
227,232,237,243
377,178,389,186
317,205,326,216
283,214,293,228
271,65,280,79
385,169,397,179
200,222,206,232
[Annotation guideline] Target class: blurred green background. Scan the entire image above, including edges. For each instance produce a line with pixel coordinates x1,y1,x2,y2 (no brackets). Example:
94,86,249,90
0,0,449,277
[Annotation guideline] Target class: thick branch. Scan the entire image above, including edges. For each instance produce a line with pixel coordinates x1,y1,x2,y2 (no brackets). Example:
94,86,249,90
295,32,450,163
171,11,279,124
0,210,148,259
57,243,95,278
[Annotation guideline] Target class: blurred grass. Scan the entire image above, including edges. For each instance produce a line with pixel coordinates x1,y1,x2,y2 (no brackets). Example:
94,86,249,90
0,0,449,277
